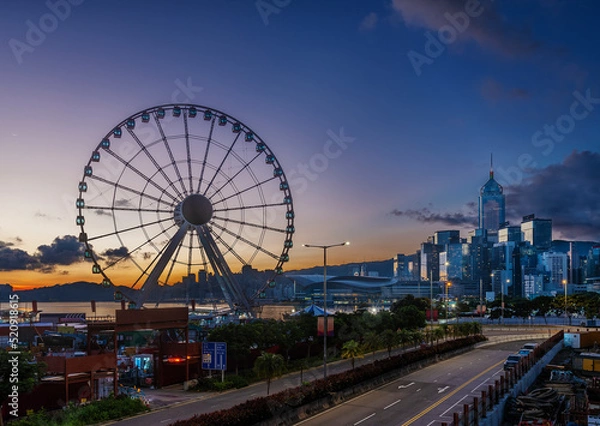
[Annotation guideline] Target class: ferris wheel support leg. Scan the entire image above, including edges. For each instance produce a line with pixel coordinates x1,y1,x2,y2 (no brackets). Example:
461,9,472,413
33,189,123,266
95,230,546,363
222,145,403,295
135,224,189,308
197,225,253,314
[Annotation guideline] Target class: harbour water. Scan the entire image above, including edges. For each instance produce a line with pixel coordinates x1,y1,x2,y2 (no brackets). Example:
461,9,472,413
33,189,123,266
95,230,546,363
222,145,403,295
13,301,298,321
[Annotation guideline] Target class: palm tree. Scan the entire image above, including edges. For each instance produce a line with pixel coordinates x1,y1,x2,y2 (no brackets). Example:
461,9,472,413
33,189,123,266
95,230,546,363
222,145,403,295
342,340,363,370
253,351,285,395
433,327,445,345
363,331,381,360
381,329,399,358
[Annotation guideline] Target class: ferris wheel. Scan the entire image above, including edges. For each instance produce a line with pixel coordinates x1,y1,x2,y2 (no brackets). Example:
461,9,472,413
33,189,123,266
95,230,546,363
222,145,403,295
76,104,294,312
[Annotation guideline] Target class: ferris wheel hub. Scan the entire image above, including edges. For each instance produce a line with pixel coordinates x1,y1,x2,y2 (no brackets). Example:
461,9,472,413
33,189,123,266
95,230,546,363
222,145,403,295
179,193,213,225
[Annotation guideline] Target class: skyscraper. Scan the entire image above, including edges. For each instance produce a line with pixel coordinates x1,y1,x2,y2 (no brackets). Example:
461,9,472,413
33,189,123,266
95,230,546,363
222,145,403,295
479,157,506,234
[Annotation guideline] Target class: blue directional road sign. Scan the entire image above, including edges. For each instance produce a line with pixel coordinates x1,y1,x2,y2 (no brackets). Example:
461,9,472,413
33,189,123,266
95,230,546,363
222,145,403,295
202,341,227,371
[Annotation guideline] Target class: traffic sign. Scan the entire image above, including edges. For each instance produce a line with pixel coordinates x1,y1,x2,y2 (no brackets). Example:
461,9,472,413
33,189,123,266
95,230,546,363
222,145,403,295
202,341,227,371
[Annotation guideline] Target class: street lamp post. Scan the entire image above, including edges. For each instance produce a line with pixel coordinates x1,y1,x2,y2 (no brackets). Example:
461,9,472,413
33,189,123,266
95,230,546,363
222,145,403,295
563,279,568,325
479,278,483,322
303,241,349,379
445,282,451,321
430,275,434,329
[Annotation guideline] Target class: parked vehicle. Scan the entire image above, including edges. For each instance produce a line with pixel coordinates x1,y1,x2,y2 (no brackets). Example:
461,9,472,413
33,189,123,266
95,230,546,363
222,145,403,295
522,342,539,351
504,354,522,370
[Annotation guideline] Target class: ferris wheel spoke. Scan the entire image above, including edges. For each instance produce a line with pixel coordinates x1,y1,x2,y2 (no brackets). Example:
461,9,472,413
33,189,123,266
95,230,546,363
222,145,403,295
212,215,286,234
86,216,174,242
208,152,262,200
103,148,179,203
183,113,194,194
129,235,174,290
136,223,188,305
202,132,242,197
210,221,279,260
213,202,288,213
85,205,172,214
196,117,216,194
102,224,177,270
155,111,188,196
88,175,174,209
211,176,279,206
162,233,186,288
127,127,184,200
211,231,248,266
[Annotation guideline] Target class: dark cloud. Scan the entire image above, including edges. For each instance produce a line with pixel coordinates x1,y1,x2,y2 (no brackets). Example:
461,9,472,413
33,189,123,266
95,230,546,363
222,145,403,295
115,199,134,208
36,235,85,266
393,0,540,58
390,152,600,242
505,150,600,241
102,246,129,261
0,244,39,270
94,209,112,217
391,205,478,227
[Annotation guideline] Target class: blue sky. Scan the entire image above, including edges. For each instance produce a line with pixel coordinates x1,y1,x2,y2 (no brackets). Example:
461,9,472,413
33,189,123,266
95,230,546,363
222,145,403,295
1,0,599,289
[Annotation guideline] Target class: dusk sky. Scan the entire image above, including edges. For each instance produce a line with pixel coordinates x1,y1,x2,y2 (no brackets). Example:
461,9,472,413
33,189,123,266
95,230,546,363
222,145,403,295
1,0,600,290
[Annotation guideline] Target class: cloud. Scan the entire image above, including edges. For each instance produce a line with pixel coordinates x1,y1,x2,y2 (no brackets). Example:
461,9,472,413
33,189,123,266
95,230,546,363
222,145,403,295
505,150,600,241
101,246,129,261
360,12,378,31
94,209,112,217
115,198,134,208
391,203,478,227
0,243,39,270
36,235,85,266
392,0,540,58
480,78,530,103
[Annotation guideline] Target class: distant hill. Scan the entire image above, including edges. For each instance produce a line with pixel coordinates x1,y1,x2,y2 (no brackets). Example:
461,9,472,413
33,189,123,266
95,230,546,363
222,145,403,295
286,258,394,278
15,281,138,302
12,259,394,302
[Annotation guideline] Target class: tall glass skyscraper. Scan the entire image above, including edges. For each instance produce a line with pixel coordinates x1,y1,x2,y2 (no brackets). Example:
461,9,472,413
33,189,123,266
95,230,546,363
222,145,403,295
479,161,506,233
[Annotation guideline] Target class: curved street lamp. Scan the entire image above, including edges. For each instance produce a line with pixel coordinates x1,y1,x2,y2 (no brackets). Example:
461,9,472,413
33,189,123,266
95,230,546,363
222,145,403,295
303,241,349,379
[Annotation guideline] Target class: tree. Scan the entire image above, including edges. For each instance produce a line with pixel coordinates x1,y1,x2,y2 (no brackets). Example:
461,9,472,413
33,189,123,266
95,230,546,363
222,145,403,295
362,331,381,360
253,351,284,395
0,350,46,424
530,295,554,324
341,340,363,370
395,305,426,330
380,329,399,358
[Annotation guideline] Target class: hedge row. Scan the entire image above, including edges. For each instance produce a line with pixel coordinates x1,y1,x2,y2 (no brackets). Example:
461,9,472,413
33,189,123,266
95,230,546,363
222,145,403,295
172,336,486,426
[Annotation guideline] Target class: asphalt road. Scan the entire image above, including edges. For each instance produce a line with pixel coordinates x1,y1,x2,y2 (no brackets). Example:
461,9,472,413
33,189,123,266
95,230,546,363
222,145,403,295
107,332,547,426
295,340,538,426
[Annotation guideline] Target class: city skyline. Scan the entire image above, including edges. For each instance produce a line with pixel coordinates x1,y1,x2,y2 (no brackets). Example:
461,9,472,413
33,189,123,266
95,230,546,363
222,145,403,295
1,1,600,290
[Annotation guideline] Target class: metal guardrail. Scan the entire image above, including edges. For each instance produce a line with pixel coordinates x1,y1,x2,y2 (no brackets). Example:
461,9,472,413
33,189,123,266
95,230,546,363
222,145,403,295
439,331,564,426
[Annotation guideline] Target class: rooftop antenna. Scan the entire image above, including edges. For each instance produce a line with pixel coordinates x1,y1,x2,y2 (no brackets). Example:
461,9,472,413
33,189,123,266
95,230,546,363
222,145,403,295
490,153,494,179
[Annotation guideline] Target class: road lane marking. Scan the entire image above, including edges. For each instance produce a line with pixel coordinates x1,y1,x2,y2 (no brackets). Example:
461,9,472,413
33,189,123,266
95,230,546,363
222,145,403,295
437,386,449,393
440,394,468,416
471,378,490,392
398,382,415,389
160,419,172,423
354,413,376,425
401,359,505,426
384,399,402,410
